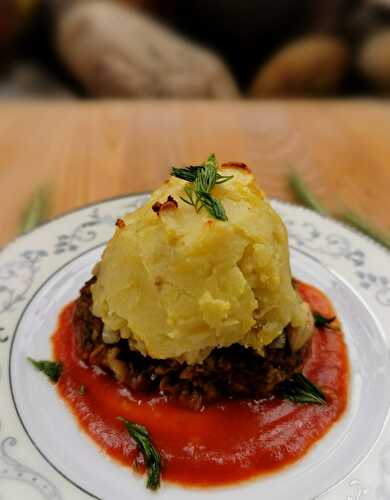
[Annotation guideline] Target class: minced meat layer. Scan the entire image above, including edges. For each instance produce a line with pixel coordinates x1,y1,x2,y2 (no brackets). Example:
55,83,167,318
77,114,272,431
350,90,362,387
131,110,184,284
73,278,311,410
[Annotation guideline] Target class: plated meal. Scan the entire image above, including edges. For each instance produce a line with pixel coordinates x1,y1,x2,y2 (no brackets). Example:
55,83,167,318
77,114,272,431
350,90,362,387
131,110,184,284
28,155,350,491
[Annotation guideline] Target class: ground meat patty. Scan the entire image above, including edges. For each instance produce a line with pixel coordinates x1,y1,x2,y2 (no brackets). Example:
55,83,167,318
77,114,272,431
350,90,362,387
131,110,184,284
73,278,311,410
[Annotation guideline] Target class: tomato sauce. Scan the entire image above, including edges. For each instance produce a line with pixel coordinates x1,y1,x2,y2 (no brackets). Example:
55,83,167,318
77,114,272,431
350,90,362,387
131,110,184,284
52,281,349,486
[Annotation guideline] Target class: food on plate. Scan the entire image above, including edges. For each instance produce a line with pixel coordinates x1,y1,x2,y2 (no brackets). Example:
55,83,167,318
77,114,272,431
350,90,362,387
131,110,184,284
75,155,314,409
29,155,349,490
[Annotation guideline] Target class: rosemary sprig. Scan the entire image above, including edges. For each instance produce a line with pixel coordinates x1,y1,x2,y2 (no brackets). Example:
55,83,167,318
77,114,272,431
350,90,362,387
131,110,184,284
170,154,232,221
340,211,390,251
279,373,327,405
171,165,201,183
197,191,228,221
28,357,62,383
287,171,390,251
288,170,329,216
20,187,50,234
314,312,336,329
171,156,233,186
117,416,161,490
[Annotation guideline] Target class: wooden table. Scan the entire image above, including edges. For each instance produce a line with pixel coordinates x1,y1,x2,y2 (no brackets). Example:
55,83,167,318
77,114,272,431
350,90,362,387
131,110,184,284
1,100,390,247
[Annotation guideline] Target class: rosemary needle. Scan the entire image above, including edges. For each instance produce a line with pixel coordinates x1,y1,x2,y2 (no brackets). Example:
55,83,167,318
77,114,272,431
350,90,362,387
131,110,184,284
288,171,329,216
20,187,50,234
117,416,161,490
341,211,390,250
287,170,390,251
27,357,63,383
279,373,327,405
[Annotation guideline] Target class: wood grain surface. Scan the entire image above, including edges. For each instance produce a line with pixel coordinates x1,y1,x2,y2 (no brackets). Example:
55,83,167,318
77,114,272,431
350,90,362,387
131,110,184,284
1,100,390,247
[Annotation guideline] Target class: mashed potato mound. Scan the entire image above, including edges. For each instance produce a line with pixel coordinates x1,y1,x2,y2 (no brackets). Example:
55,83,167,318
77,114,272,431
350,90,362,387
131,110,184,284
91,162,310,364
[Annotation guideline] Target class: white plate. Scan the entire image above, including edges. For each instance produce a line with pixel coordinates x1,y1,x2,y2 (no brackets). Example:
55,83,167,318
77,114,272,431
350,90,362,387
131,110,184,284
1,195,390,500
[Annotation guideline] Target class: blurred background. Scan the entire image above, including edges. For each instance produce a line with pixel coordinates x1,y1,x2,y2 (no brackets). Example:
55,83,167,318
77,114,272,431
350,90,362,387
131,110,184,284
2,0,390,249
2,0,390,100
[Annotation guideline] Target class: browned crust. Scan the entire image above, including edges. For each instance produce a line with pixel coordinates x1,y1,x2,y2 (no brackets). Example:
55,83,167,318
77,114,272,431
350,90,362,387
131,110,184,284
220,161,251,173
152,195,178,215
115,218,126,229
154,276,164,288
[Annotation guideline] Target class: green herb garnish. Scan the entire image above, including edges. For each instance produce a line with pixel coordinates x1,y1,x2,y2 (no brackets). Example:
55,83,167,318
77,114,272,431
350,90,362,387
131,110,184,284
279,373,327,405
288,170,329,216
170,165,202,183
28,357,62,383
117,416,161,490
314,312,336,329
171,154,232,221
79,384,86,395
20,187,50,234
287,171,390,251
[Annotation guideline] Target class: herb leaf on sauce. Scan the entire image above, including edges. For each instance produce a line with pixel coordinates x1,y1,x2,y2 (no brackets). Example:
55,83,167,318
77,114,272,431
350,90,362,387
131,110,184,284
279,373,327,405
170,154,232,221
117,416,161,490
313,312,336,329
28,357,62,383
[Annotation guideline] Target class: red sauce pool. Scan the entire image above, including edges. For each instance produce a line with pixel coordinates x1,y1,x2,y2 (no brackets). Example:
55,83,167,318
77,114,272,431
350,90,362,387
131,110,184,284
52,281,349,487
